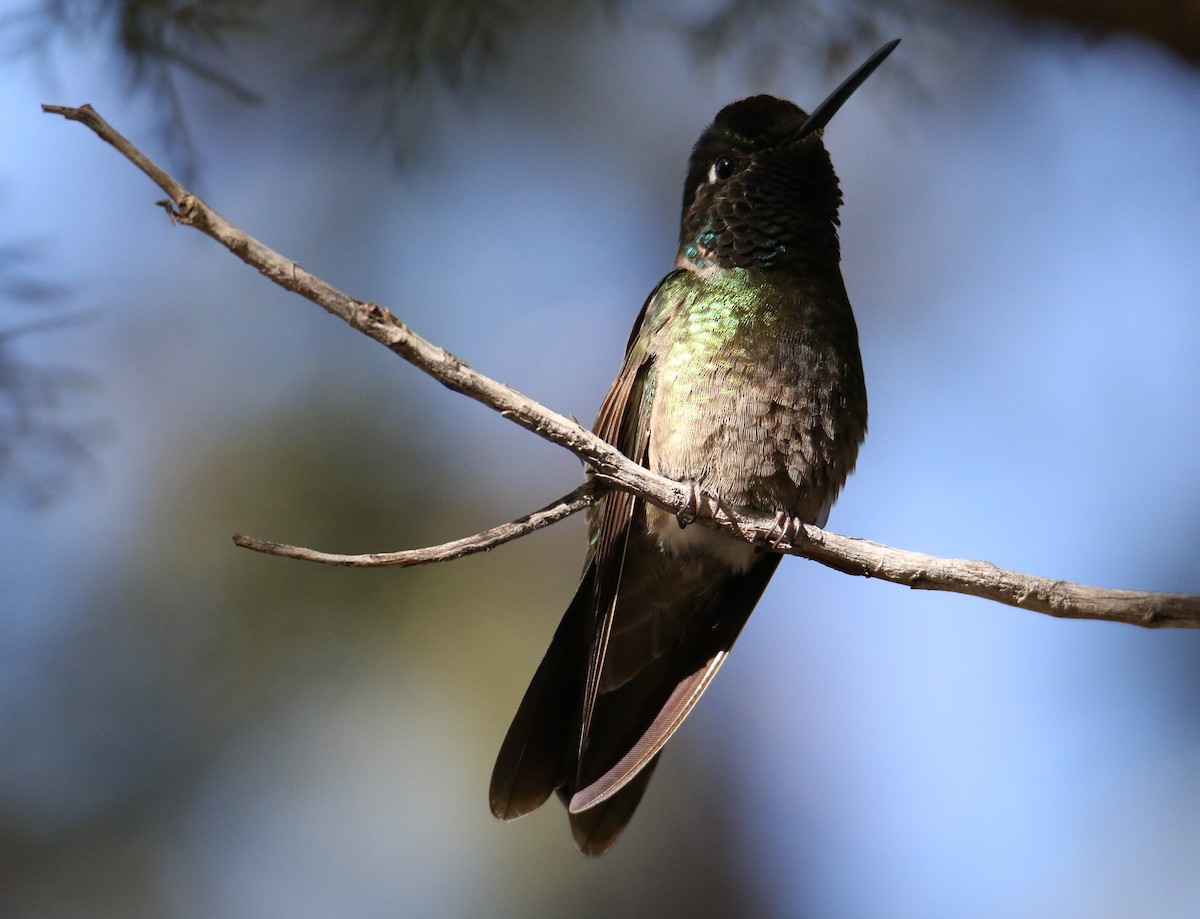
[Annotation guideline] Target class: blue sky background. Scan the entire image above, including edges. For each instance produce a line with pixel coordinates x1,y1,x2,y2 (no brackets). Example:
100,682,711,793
1,6,1199,917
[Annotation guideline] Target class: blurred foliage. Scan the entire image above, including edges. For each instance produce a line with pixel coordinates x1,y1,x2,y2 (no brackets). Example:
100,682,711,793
320,0,522,158
5,0,1196,171
676,0,940,81
0,238,104,506
0,387,777,916
0,397,443,909
2,0,263,166
1003,0,1200,61
2,0,935,166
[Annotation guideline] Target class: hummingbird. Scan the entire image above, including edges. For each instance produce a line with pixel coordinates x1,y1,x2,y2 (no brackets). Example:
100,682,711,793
489,40,897,855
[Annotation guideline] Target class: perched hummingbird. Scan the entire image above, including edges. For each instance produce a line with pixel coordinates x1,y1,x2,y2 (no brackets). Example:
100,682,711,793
490,40,897,855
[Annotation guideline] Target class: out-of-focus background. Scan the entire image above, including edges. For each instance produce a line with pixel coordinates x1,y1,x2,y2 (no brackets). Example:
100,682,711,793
2,1,1199,916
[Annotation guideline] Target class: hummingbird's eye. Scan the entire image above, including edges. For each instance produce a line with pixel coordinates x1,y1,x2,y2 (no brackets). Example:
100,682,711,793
708,157,735,184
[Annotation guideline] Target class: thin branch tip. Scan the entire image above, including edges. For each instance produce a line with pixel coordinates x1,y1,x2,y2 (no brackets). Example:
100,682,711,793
230,484,594,569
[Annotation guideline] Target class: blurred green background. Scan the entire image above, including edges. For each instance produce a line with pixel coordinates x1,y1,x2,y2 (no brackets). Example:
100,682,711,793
2,1,1199,916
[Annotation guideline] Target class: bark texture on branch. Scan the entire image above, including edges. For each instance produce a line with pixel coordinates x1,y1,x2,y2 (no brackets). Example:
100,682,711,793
994,0,1200,62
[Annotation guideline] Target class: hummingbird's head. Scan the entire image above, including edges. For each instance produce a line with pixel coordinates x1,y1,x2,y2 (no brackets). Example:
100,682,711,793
677,96,840,275
676,39,899,276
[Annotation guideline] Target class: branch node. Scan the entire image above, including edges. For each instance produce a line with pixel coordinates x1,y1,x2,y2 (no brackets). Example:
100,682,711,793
360,301,388,323
176,194,202,225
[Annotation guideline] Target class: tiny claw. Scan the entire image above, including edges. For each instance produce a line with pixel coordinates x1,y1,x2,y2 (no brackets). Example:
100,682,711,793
677,481,702,528
761,515,782,546
765,511,802,551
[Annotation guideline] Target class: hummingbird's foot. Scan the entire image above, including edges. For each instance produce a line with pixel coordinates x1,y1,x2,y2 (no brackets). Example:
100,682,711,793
762,511,802,551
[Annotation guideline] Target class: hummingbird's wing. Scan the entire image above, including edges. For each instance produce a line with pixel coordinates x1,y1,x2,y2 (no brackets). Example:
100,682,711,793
559,319,658,855
487,279,662,826
486,395,645,823
488,561,594,820
569,552,779,815
576,329,658,745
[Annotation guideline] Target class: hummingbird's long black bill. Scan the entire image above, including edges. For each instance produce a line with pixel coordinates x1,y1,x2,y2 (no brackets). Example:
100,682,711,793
793,38,900,140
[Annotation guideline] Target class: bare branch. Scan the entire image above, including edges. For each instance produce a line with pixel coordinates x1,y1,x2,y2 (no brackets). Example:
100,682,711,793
42,102,1200,630
232,483,594,568
784,526,1200,628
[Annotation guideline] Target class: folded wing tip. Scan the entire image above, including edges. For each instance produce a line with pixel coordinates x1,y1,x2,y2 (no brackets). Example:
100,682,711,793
489,785,552,822
567,781,614,815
